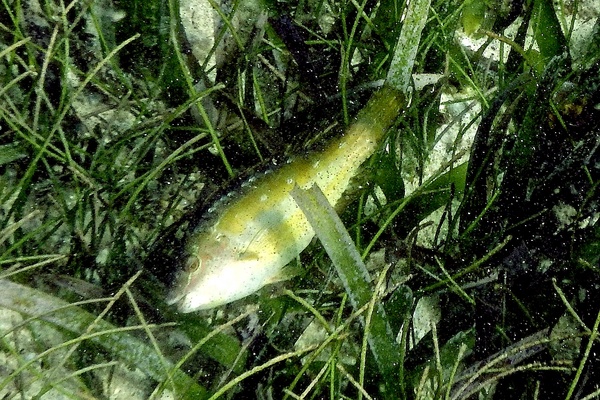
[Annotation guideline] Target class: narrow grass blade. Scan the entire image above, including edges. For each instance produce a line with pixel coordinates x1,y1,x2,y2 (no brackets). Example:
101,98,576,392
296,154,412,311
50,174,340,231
386,0,432,93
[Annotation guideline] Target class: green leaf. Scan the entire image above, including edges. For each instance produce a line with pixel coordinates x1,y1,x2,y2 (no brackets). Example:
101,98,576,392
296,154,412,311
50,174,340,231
532,0,568,63
461,0,487,36
374,145,405,202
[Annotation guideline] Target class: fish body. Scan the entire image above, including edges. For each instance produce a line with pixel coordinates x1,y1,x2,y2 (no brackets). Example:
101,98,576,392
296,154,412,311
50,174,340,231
168,86,405,312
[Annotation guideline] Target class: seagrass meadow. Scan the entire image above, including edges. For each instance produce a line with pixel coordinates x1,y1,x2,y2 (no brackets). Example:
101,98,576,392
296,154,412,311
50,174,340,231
0,0,599,398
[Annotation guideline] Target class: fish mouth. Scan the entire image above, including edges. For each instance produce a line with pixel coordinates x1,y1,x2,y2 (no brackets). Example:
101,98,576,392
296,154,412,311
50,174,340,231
168,292,225,313
165,287,185,307
165,269,191,308
166,290,198,313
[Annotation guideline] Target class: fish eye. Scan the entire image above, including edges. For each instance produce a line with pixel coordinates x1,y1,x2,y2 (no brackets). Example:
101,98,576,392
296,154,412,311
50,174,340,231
186,255,201,272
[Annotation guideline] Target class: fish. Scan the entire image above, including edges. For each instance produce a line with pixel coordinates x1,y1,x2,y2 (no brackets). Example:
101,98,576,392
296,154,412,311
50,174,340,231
167,85,405,312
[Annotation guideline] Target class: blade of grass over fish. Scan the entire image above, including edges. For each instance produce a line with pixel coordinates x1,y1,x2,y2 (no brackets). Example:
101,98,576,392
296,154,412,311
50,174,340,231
0,279,207,399
290,185,372,306
290,184,402,397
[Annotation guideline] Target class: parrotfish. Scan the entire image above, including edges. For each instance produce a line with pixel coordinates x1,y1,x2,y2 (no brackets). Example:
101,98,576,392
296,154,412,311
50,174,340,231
167,86,405,312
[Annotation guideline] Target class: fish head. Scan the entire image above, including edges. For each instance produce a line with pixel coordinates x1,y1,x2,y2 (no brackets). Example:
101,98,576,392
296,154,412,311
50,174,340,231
166,232,273,312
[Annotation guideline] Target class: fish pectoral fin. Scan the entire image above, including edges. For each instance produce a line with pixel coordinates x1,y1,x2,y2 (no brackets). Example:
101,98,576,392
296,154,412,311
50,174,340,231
238,250,261,262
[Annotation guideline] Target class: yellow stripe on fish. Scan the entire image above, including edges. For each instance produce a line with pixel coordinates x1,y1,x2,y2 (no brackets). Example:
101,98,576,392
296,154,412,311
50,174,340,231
167,86,405,312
